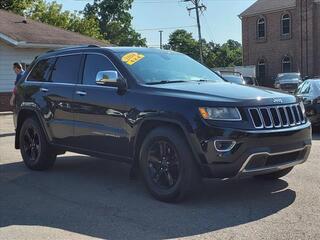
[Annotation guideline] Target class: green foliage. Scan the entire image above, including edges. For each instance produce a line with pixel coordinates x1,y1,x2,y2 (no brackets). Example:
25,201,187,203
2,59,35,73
83,0,147,46
25,1,104,40
0,0,33,14
165,30,242,68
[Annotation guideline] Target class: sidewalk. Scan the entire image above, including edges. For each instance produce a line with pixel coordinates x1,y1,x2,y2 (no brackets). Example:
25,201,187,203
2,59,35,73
0,111,13,116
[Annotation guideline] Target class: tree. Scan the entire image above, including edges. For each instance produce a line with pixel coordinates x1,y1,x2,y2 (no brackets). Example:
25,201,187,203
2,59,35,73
83,0,146,46
165,30,242,68
26,1,103,40
164,29,199,61
0,0,33,14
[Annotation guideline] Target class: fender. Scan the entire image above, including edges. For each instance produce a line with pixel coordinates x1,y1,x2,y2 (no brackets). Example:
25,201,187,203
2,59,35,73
131,116,205,170
15,102,53,149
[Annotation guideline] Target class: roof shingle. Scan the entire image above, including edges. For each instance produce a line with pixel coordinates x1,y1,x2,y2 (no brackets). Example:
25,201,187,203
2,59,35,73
0,9,107,47
240,0,296,17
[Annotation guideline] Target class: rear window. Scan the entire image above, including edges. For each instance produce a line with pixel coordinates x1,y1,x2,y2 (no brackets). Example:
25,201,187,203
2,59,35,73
27,58,55,82
50,55,82,84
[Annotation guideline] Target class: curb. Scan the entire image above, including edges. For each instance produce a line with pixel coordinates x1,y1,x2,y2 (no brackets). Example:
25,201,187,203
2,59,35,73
0,111,13,116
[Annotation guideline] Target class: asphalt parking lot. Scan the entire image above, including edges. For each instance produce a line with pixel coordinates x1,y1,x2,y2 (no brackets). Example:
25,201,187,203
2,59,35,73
0,113,320,240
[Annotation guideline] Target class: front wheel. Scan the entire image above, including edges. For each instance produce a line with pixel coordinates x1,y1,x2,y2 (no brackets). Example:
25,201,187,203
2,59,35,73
255,167,294,180
20,117,56,170
139,127,200,202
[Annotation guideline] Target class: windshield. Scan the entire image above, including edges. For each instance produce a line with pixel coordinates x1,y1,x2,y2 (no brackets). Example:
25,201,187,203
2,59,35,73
116,51,224,84
278,73,301,81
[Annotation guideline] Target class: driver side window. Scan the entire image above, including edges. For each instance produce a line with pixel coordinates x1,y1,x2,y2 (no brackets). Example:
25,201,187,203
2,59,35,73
83,54,117,85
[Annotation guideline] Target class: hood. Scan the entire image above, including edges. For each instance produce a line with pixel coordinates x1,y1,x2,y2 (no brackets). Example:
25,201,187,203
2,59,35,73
144,81,297,106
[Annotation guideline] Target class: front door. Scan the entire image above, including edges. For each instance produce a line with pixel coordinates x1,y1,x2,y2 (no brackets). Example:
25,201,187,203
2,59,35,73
73,53,130,159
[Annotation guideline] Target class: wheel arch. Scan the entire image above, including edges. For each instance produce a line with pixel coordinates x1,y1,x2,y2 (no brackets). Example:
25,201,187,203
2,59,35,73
132,118,203,173
15,107,51,149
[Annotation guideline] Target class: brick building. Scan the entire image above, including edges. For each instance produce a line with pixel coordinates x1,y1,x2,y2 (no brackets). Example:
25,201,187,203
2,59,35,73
240,0,320,87
0,10,105,112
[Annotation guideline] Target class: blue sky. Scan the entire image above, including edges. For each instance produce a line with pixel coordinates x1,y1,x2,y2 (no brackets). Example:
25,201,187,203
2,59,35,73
48,0,255,47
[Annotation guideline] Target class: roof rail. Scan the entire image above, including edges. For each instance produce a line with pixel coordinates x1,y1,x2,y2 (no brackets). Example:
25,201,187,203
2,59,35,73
46,44,100,53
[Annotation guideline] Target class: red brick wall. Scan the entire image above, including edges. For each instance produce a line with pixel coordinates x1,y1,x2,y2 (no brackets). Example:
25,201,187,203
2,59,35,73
0,92,13,112
242,0,319,86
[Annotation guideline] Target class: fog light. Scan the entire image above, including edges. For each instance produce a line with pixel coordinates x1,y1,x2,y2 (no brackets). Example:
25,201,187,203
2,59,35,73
214,140,236,152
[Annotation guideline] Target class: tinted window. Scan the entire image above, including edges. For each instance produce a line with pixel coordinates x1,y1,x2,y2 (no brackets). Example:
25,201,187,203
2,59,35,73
50,55,82,84
83,54,117,85
27,58,55,82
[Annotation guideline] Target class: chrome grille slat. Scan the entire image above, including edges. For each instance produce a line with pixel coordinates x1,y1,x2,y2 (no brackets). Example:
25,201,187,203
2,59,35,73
248,104,306,129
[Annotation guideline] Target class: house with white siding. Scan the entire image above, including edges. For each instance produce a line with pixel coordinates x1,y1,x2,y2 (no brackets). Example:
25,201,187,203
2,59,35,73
0,10,105,111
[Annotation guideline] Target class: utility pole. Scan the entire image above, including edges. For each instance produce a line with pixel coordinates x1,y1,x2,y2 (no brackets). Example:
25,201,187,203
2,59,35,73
184,0,206,63
159,30,163,49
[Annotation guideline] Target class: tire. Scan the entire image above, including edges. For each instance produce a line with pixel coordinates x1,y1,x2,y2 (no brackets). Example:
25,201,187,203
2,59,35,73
19,117,56,170
139,126,200,202
255,167,294,180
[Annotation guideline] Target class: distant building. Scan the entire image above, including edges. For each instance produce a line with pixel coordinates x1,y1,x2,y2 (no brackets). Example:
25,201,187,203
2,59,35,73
0,10,106,111
240,0,320,86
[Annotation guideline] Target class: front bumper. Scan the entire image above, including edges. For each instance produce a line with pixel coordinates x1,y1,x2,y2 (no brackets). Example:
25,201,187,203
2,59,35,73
195,123,312,179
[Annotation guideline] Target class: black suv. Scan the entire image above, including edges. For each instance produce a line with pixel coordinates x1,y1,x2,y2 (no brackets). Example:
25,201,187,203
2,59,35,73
14,46,312,202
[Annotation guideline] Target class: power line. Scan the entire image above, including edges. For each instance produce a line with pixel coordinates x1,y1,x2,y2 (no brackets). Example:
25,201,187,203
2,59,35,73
184,0,206,63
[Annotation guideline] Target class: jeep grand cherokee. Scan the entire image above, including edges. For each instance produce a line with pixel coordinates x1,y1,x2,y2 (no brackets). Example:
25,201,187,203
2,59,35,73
13,46,312,202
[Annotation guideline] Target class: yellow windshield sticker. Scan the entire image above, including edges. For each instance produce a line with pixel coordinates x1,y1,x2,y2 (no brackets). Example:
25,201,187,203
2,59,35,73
121,52,145,65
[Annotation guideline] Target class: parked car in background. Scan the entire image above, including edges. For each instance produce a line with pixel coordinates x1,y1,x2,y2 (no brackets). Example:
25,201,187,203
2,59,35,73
219,71,246,85
243,76,259,86
274,73,303,93
296,79,320,126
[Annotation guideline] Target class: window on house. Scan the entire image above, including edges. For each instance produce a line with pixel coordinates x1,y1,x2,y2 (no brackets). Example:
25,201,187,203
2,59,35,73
282,14,291,35
282,56,292,73
258,58,266,81
257,17,266,39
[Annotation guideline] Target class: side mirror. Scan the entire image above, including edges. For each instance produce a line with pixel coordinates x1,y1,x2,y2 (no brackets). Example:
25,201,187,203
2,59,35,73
96,70,127,91
96,70,119,87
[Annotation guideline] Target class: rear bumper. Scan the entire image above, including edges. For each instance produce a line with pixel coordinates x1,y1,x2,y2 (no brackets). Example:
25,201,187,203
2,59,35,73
195,122,312,179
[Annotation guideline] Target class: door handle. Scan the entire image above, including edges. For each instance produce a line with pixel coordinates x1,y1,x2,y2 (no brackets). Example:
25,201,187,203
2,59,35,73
40,88,48,93
76,91,87,96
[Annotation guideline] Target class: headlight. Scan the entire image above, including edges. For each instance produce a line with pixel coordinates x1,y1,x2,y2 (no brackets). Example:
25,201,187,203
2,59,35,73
199,107,242,121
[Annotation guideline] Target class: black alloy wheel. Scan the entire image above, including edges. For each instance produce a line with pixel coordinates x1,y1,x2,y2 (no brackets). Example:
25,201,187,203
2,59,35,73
23,126,41,162
140,126,200,202
20,117,56,170
147,140,181,190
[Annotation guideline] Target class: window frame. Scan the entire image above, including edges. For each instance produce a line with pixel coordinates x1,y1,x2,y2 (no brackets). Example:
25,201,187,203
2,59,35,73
282,56,292,73
257,58,267,83
256,16,266,40
281,12,292,39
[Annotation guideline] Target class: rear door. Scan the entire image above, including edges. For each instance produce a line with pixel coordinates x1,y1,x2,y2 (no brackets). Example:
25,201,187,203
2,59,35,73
73,53,130,158
41,54,82,146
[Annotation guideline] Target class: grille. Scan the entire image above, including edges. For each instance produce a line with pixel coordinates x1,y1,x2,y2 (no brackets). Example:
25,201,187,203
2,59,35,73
249,104,306,129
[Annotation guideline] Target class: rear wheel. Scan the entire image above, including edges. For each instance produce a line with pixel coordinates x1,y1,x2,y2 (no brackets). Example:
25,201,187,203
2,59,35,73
139,126,200,202
20,117,56,170
255,167,294,180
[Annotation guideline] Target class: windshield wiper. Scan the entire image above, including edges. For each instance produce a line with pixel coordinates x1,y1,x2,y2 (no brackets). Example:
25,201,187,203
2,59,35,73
146,80,187,85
